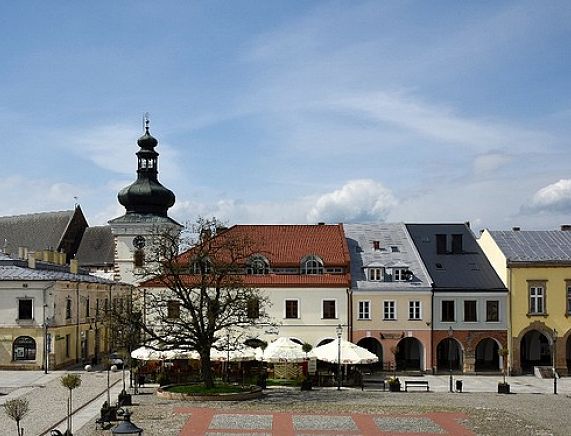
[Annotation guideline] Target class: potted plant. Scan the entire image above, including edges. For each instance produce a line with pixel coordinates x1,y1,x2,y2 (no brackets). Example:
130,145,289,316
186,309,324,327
388,376,401,392
497,347,510,394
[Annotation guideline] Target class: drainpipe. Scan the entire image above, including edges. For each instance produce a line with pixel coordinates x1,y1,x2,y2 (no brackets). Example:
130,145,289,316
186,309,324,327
508,265,513,375
42,283,55,373
346,288,352,342
76,282,80,364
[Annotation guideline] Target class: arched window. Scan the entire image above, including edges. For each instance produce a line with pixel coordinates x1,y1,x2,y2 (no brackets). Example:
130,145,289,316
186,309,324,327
13,336,36,361
247,255,270,275
301,255,324,275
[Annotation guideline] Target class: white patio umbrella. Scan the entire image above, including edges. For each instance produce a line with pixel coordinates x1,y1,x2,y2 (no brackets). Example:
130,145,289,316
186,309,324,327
209,346,260,362
130,346,167,361
309,339,379,365
262,337,307,363
162,348,200,360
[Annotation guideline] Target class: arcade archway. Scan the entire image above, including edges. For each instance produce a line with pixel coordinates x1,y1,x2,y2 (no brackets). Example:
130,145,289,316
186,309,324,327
475,338,500,372
395,337,423,371
356,337,383,371
436,338,461,372
520,330,551,373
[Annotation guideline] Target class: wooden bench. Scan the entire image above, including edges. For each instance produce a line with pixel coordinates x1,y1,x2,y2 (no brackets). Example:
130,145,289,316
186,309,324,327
361,378,386,391
404,379,429,392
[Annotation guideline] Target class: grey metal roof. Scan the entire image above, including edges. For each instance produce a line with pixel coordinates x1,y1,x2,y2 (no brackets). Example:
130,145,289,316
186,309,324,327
0,256,118,284
76,226,114,267
406,224,506,291
0,209,87,258
343,223,432,291
488,230,571,262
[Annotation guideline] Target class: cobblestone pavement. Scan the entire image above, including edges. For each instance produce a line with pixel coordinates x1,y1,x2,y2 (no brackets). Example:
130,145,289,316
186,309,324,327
1,372,570,436
74,376,571,436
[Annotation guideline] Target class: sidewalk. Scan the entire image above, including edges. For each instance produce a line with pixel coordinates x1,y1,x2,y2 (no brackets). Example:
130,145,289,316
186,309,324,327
0,367,127,436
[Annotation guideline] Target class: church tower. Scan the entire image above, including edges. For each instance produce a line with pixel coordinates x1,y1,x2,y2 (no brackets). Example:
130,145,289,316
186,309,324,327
108,119,182,284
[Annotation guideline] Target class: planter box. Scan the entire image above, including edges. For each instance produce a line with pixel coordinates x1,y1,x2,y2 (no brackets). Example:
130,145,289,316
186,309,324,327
497,383,510,394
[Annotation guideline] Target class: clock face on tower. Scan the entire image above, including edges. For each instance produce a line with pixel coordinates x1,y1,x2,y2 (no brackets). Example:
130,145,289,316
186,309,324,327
132,235,146,249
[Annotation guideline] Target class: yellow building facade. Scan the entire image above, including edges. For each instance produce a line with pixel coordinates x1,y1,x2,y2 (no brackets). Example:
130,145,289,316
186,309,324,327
479,230,571,375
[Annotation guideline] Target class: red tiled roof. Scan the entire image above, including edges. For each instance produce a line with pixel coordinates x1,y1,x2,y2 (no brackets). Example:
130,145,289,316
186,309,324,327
142,224,351,288
144,273,350,288
178,224,350,266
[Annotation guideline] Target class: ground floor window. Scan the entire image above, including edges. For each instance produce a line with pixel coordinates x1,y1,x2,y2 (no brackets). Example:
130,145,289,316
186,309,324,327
13,336,36,361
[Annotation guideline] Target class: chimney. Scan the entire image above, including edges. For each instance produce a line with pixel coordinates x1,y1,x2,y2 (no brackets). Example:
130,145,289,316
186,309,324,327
561,225,571,231
512,227,521,231
18,246,28,260
27,253,36,269
70,259,79,274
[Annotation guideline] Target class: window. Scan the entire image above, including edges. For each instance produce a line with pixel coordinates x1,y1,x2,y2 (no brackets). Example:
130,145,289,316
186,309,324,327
65,334,70,358
247,256,269,275
436,234,447,254
451,234,463,253
529,286,545,314
486,300,499,322
409,301,421,320
322,300,336,319
383,300,396,320
133,249,145,267
567,286,571,316
12,336,36,361
85,297,90,318
193,258,211,274
167,300,181,319
464,300,477,322
66,298,72,319
285,300,299,319
373,241,380,250
358,301,371,320
393,268,409,281
369,267,383,281
441,300,455,322
18,299,33,320
247,298,260,319
302,256,323,275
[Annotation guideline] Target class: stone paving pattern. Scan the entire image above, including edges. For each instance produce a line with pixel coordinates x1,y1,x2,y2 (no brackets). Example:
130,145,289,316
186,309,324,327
1,372,570,435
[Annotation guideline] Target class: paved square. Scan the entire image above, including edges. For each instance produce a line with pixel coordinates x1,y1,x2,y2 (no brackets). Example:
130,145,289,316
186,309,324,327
293,415,358,431
374,416,445,433
209,414,273,430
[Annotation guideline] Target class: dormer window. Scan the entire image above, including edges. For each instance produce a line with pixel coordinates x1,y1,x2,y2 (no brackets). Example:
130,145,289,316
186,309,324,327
247,255,270,275
368,267,384,281
393,268,412,281
373,241,380,250
301,255,324,275
192,258,212,274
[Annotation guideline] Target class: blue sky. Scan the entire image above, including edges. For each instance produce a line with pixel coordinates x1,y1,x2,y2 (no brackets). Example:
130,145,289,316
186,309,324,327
1,1,570,231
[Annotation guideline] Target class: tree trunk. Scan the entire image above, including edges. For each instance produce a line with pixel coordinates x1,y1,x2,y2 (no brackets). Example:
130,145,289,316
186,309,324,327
16,420,21,436
200,353,214,388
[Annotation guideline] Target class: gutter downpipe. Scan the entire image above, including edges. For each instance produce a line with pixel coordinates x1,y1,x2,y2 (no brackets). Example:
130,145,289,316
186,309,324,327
508,263,513,375
76,281,81,364
347,288,352,342
42,283,55,374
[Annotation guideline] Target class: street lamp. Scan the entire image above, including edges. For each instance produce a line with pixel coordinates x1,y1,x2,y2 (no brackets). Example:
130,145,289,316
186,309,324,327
336,324,342,391
448,326,453,393
553,329,558,395
111,410,143,435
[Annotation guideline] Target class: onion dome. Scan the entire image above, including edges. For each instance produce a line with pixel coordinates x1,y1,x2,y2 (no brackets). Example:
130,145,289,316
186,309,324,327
117,122,176,217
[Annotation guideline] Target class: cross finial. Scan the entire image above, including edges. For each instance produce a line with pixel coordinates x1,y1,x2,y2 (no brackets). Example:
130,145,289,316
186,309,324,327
143,112,150,132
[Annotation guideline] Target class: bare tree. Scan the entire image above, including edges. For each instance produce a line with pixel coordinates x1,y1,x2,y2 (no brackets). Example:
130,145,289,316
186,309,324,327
139,218,272,388
4,398,29,436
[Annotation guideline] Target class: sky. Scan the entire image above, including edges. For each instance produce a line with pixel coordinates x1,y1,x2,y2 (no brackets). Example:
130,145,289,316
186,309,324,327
1,1,570,232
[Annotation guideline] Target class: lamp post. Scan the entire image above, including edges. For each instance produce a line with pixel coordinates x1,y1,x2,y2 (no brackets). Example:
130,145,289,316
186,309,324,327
336,324,342,391
448,326,453,393
553,329,558,395
111,410,143,435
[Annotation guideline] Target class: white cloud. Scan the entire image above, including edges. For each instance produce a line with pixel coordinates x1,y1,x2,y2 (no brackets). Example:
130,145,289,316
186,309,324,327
307,179,397,224
526,179,571,213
